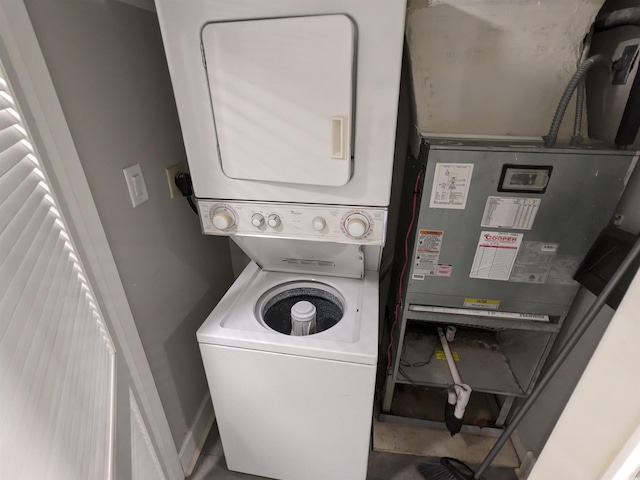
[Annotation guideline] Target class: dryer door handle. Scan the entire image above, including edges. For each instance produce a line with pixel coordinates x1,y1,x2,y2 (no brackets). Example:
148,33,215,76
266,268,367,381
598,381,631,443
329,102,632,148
331,116,348,160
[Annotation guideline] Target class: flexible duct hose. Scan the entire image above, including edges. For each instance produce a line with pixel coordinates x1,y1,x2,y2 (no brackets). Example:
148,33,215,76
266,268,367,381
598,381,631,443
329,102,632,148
595,7,640,33
543,54,611,147
571,27,595,146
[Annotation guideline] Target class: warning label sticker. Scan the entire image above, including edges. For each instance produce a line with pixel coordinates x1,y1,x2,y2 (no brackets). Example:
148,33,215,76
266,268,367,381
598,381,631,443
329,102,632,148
463,298,501,309
437,264,453,277
429,163,474,210
436,350,459,361
509,242,559,284
412,230,443,279
469,231,523,281
481,196,541,230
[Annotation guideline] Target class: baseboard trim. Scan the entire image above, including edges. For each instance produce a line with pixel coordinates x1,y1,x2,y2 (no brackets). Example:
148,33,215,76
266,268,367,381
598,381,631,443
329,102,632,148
178,394,215,476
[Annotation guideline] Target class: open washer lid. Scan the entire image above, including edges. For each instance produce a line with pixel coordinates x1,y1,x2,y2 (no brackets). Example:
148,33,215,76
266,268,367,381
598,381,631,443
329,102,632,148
232,236,364,279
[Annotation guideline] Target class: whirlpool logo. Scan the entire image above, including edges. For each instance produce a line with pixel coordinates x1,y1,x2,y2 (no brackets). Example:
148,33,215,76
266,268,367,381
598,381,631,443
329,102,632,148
484,233,517,243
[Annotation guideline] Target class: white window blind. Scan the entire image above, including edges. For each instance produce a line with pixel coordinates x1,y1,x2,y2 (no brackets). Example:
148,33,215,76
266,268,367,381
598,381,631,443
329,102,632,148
0,64,116,479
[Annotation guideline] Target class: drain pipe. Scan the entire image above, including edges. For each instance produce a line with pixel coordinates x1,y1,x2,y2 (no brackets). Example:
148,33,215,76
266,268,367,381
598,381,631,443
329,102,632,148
543,54,612,148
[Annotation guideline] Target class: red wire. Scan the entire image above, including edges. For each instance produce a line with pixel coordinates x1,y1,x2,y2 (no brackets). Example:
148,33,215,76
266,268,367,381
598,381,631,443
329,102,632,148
386,167,424,375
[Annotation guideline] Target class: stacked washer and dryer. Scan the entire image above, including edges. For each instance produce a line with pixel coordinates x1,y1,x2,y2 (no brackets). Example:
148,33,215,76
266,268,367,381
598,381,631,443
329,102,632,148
155,2,407,479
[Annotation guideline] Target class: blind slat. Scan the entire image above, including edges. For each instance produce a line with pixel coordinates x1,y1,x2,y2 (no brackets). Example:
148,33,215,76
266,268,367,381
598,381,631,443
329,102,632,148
0,210,57,328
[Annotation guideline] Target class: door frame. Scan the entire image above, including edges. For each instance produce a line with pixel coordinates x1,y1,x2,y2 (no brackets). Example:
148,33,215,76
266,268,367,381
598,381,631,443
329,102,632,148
0,1,183,478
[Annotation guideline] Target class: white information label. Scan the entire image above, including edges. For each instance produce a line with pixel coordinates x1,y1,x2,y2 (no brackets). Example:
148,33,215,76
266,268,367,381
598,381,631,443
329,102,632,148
481,196,541,230
412,230,443,279
408,305,550,322
470,231,523,281
429,163,474,210
509,241,558,284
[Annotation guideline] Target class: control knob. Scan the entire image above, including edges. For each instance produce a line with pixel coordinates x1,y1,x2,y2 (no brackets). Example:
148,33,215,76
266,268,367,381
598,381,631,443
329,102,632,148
267,214,281,228
344,213,370,238
312,217,326,232
251,214,265,227
211,207,236,230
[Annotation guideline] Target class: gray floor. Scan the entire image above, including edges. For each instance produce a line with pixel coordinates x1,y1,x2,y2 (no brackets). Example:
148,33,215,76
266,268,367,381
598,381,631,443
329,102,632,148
188,423,517,480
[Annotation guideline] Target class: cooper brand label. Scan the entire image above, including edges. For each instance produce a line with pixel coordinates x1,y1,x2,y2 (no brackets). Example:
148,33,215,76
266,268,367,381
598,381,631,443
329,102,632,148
463,298,501,309
482,233,518,243
469,231,523,281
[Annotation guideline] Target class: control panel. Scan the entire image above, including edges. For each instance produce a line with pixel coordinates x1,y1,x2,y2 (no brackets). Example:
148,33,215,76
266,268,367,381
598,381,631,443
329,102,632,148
198,200,387,245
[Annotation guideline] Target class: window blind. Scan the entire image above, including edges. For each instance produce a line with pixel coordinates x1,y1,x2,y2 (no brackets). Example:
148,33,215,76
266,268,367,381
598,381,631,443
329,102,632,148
0,64,116,480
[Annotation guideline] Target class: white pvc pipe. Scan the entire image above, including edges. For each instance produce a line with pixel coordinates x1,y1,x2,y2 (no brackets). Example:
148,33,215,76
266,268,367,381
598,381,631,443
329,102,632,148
437,327,462,385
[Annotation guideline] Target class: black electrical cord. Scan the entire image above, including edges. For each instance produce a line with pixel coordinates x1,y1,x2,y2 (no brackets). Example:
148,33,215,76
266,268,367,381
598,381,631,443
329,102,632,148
187,196,197,214
174,172,198,215
399,342,436,368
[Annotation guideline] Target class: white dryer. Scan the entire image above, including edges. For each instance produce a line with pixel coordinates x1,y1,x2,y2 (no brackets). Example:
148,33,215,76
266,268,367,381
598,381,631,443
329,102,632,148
155,0,407,206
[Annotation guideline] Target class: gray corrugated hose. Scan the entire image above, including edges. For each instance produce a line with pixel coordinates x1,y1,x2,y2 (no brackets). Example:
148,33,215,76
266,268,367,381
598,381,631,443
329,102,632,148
571,26,594,147
543,54,611,148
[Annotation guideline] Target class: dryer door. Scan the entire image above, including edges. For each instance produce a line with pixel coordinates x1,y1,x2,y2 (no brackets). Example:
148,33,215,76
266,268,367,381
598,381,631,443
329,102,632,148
201,15,355,187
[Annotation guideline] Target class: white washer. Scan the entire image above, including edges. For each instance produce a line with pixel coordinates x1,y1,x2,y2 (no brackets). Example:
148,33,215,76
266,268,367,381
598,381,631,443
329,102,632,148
198,262,379,480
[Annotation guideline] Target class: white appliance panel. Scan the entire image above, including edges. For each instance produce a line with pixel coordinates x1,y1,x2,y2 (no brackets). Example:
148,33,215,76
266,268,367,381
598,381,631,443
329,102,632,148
202,15,354,186
197,262,379,364
200,344,375,480
155,0,407,206
232,237,365,278
197,200,387,245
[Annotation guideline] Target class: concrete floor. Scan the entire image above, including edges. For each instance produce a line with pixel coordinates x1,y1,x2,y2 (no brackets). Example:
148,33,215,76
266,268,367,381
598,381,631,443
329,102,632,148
188,423,518,480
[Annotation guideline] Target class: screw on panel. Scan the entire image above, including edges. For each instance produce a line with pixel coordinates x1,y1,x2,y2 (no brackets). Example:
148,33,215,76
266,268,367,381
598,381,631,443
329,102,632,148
613,213,624,226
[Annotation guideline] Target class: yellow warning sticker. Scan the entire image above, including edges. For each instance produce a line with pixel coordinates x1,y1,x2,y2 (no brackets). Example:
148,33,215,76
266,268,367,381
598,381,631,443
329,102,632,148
435,350,459,361
463,298,500,309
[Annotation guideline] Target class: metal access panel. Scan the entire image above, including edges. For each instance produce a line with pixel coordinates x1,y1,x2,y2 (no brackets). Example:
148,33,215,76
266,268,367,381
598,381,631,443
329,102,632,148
405,140,635,317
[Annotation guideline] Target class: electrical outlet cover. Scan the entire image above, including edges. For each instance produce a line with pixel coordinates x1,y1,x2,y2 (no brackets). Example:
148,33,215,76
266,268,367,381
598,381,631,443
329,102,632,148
166,163,186,199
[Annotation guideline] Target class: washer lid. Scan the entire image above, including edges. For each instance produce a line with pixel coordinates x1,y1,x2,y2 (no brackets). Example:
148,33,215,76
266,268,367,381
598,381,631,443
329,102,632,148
202,15,355,186
232,236,364,279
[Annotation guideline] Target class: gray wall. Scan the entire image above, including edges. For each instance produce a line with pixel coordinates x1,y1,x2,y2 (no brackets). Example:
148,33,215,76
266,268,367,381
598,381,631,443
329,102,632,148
23,0,235,451
405,0,603,138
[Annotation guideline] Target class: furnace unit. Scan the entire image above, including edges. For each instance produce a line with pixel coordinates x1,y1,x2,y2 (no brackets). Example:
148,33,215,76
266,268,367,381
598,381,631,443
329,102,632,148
382,138,635,423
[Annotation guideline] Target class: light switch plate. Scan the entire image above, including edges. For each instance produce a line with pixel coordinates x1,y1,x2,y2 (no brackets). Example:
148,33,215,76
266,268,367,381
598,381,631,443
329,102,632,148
123,163,149,207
